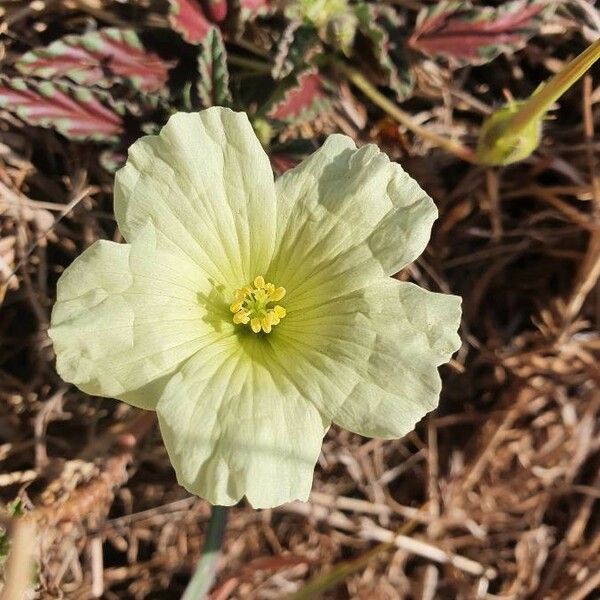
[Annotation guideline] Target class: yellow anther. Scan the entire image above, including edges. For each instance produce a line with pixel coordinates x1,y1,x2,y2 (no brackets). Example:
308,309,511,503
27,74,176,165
233,310,250,325
255,288,268,303
229,301,243,313
231,276,287,334
261,314,273,333
270,287,286,302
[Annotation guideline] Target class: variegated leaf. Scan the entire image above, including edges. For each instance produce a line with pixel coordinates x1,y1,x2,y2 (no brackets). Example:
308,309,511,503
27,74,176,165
238,0,270,20
0,78,123,141
15,29,175,93
355,3,413,101
169,0,214,45
409,0,550,66
205,0,228,22
272,22,322,80
197,27,232,107
266,68,331,124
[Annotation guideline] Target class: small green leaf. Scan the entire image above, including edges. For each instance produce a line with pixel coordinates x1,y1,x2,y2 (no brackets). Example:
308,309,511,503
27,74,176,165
197,27,232,107
6,500,22,518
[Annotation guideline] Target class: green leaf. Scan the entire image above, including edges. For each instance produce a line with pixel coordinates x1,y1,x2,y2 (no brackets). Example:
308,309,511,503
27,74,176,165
273,22,322,80
355,3,414,101
197,27,232,108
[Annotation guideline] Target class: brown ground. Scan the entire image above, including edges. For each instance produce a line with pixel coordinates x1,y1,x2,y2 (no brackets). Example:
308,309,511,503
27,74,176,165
0,1,599,599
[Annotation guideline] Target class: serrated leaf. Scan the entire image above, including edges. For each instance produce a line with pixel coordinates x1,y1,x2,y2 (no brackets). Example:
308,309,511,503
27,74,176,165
267,68,331,124
355,3,413,101
205,0,228,22
272,22,322,80
197,27,232,107
409,0,550,66
169,0,214,45
239,0,270,19
0,78,123,141
15,28,175,93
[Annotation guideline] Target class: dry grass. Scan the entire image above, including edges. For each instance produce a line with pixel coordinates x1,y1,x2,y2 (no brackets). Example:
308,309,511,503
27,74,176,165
1,1,599,598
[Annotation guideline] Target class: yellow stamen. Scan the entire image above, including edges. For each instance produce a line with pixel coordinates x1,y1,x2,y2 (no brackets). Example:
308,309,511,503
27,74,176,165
261,315,272,333
270,287,286,302
231,276,287,334
229,301,243,313
233,310,250,325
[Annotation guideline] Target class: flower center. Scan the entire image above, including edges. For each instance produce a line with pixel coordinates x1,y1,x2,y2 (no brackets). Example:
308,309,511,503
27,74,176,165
230,276,287,334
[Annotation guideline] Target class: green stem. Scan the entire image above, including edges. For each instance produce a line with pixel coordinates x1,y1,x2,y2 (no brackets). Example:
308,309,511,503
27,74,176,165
505,38,600,138
227,54,272,74
181,506,228,600
331,58,477,164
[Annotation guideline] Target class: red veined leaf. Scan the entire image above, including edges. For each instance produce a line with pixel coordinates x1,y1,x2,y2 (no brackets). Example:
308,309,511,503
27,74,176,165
169,0,213,45
205,0,228,22
15,29,175,93
409,0,550,65
239,0,268,12
0,78,123,141
267,69,331,123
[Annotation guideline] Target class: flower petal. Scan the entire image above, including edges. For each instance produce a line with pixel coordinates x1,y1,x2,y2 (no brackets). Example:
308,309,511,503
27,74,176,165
156,336,329,508
114,107,277,287
269,134,437,309
275,279,461,438
49,227,226,409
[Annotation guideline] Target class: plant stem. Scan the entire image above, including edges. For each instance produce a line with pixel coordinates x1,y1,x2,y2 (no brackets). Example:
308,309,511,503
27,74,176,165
181,506,228,600
505,38,600,139
331,59,477,164
227,54,272,74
